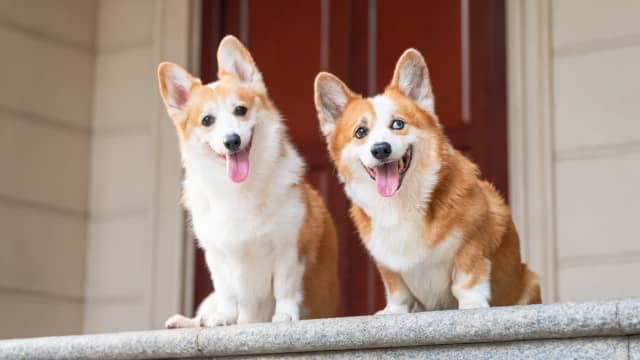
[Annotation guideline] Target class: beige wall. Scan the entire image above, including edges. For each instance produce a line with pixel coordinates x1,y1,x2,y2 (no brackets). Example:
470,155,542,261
0,0,97,338
0,0,191,339
551,0,640,301
509,0,640,302
84,0,191,333
83,0,156,334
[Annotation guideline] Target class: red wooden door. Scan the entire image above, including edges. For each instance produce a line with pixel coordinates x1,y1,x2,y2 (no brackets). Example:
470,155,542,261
194,0,507,317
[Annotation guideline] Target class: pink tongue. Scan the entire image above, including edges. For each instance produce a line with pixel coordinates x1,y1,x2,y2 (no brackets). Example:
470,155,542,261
375,162,400,197
226,150,250,182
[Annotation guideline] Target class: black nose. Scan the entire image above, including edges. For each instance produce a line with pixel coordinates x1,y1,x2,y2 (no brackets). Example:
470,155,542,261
223,133,242,152
371,142,392,160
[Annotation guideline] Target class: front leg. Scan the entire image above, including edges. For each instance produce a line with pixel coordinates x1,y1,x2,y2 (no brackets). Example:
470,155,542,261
202,252,239,326
451,246,491,309
272,250,304,322
375,263,417,315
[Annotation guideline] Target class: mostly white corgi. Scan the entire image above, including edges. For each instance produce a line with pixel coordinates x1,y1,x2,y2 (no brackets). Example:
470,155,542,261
158,35,339,327
314,48,540,314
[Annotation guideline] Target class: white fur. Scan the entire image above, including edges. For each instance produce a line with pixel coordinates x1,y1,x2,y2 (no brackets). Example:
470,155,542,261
170,77,308,326
358,96,413,169
452,262,492,309
401,229,462,311
372,229,463,313
195,95,258,157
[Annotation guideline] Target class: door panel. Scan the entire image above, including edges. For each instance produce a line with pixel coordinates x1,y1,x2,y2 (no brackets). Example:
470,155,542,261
377,0,463,129
195,0,507,317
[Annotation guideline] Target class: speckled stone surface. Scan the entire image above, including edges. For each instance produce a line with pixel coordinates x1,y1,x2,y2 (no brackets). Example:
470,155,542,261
0,328,199,360
619,298,640,332
195,299,634,356
0,299,638,359
630,335,640,360
219,337,629,360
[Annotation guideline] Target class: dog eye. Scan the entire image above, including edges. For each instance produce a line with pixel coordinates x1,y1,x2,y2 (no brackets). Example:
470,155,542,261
391,119,405,130
354,126,368,139
201,115,214,127
234,105,248,116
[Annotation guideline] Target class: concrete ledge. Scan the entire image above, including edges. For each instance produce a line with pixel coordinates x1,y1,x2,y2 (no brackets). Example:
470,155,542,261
1,299,639,359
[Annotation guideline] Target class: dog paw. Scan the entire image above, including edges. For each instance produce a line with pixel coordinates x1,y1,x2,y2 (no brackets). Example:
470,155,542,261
375,304,410,316
374,308,398,316
165,314,200,329
202,312,238,327
374,308,392,316
272,312,295,323
458,300,489,310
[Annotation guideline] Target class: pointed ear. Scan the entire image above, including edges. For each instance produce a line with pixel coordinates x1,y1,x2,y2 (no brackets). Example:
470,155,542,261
157,62,199,122
390,49,435,113
217,35,265,91
314,72,355,137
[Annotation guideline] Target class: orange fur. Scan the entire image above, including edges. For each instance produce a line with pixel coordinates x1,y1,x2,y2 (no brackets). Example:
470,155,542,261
376,263,407,295
296,183,340,318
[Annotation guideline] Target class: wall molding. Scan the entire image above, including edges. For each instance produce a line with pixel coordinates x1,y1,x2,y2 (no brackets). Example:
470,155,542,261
506,0,557,302
559,251,640,269
147,0,195,329
554,33,640,58
0,106,91,135
97,39,153,55
0,194,87,219
0,285,84,304
0,20,94,54
182,0,203,317
91,123,150,138
555,140,640,162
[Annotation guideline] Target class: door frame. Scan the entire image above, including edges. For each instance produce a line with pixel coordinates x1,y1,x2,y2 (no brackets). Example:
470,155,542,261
506,0,557,302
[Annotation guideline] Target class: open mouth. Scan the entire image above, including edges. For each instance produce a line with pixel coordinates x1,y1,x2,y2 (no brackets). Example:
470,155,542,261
210,137,252,183
363,145,413,197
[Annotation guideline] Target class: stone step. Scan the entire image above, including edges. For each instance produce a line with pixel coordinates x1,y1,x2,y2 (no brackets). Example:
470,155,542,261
1,299,639,359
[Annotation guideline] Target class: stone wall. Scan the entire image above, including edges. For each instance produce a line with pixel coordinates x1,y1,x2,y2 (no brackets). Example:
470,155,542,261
1,299,639,359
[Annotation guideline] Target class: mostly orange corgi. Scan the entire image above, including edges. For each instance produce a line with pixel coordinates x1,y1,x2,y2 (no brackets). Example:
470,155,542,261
314,48,540,314
158,35,338,327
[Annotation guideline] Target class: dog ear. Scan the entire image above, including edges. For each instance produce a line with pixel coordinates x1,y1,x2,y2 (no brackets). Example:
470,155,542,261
390,49,435,114
314,72,355,137
217,35,265,91
157,62,200,122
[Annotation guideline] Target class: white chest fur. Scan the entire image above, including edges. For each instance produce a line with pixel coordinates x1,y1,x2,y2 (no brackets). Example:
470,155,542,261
358,190,463,311
399,230,462,310
366,211,429,271
189,181,304,255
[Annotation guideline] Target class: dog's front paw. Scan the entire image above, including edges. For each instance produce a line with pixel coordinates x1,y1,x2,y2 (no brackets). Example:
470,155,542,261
272,312,297,323
375,304,411,316
202,312,238,327
165,314,201,329
458,300,489,310
374,308,393,316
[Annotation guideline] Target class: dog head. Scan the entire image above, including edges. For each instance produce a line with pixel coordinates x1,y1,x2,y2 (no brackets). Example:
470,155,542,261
314,49,444,199
158,35,279,183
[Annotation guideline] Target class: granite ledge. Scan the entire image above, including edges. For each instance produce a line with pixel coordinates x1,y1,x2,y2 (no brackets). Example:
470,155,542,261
0,299,638,360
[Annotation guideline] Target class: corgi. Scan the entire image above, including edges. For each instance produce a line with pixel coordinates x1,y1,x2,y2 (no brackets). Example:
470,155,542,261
314,48,540,314
157,35,339,327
